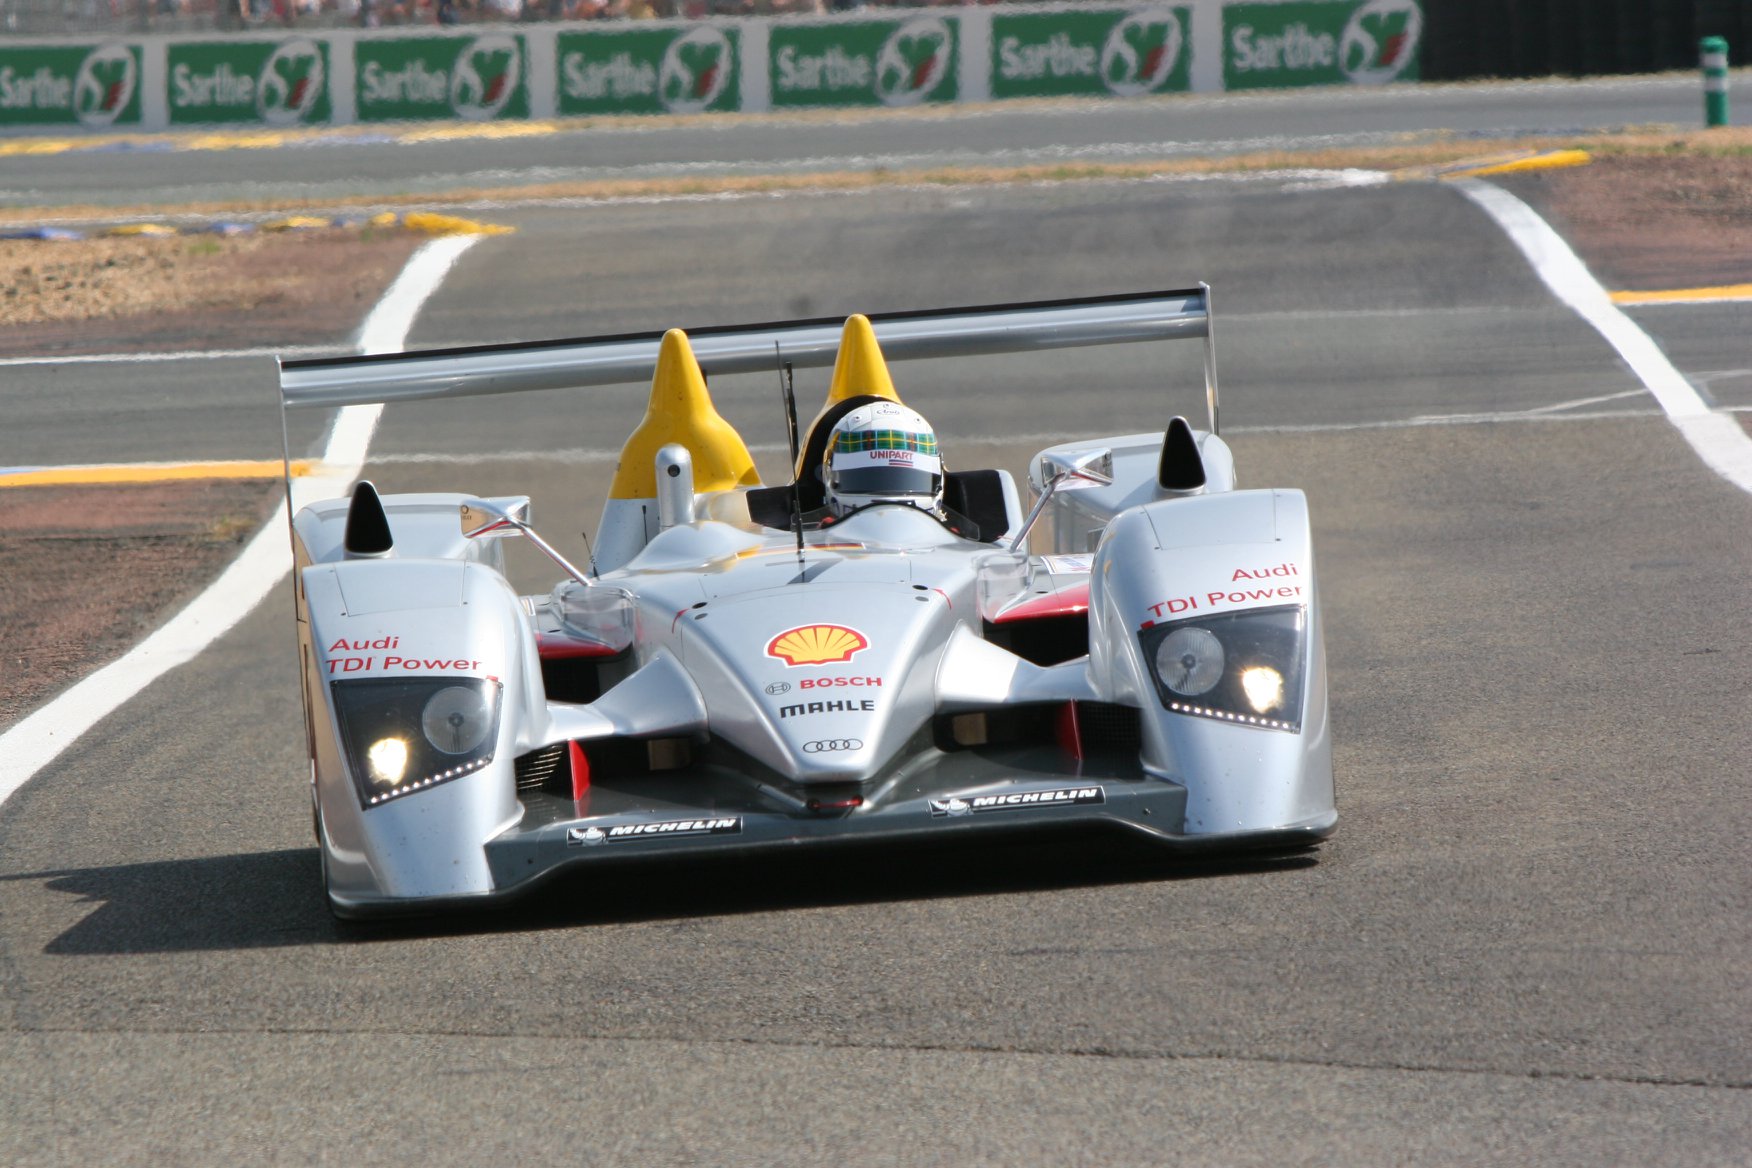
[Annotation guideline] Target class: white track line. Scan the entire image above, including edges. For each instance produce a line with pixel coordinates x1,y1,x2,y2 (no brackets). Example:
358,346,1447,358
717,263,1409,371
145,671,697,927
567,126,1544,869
1513,388,1648,415
0,234,482,809
1457,178,1752,495
0,304,1543,370
0,344,348,368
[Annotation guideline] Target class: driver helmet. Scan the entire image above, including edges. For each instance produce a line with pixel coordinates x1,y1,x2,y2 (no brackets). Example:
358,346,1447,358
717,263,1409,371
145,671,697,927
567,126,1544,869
822,402,944,519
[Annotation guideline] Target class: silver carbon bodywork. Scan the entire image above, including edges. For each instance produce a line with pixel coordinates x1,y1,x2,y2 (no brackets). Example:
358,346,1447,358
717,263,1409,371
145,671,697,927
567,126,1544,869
281,289,1334,917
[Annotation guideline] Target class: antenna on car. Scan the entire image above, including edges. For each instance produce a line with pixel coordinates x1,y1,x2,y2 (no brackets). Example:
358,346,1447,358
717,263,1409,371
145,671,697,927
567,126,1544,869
776,345,806,569
780,355,800,466
578,527,600,579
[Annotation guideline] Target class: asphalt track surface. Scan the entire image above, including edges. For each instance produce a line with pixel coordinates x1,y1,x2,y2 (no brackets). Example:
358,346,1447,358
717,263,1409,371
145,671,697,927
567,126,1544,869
3,89,1751,1164
0,72,1722,212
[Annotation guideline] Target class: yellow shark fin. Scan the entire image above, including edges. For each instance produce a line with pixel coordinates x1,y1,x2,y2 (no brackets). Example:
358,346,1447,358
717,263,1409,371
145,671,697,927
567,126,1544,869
825,314,899,405
609,329,761,500
794,315,904,479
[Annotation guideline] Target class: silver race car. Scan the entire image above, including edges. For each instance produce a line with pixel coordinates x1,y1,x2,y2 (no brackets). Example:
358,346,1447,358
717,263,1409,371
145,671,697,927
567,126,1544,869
280,288,1333,917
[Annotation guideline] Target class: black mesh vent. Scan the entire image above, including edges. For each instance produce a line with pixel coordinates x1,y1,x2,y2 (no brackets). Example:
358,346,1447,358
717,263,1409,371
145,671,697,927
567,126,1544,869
514,743,568,793
1076,703,1143,753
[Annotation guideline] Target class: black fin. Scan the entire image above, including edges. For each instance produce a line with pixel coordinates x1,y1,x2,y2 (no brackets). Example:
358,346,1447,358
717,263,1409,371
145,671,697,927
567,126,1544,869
344,480,394,556
1157,416,1206,492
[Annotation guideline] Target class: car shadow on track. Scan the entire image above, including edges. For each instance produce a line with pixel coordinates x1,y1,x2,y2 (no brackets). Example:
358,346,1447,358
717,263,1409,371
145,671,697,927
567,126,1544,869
10,834,1319,954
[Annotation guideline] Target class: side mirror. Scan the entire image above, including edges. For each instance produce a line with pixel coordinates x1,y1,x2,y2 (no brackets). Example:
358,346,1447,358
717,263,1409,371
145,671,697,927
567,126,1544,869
460,497,591,586
1011,447,1113,551
460,497,532,540
1038,447,1114,491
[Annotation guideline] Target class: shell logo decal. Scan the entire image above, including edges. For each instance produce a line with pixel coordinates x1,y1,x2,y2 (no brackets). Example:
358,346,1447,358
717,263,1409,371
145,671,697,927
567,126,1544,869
767,624,868,667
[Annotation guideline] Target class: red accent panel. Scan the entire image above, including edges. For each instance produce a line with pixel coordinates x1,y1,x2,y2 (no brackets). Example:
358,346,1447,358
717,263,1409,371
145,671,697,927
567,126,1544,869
1055,702,1084,760
536,632,622,660
569,741,591,801
992,582,1090,625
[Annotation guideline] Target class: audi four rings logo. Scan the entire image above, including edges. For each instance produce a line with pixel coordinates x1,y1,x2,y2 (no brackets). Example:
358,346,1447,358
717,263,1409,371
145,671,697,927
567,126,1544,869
765,682,791,695
803,739,862,753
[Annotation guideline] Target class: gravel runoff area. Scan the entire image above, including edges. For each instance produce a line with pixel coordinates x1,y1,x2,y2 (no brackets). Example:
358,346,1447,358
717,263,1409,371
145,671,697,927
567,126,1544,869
0,226,425,727
1491,151,1752,290
0,224,426,355
2,149,1750,728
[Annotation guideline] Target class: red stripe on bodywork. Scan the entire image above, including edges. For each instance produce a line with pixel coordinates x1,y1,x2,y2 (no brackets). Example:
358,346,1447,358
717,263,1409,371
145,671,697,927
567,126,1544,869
991,582,1089,624
537,632,622,660
569,741,591,800
1055,702,1083,760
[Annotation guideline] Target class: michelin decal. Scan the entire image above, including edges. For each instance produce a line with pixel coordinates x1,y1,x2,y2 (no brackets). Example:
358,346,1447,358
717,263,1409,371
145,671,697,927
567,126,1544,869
930,786,1106,817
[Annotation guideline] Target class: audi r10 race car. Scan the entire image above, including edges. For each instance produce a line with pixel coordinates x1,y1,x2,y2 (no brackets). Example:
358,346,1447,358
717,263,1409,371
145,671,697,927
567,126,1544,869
279,288,1333,917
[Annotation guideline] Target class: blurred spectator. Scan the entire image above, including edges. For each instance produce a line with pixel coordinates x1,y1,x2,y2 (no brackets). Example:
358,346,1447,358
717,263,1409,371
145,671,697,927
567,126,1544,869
30,0,995,35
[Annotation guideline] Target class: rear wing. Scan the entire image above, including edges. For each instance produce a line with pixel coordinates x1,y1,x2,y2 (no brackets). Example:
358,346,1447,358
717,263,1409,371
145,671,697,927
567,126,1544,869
279,285,1221,434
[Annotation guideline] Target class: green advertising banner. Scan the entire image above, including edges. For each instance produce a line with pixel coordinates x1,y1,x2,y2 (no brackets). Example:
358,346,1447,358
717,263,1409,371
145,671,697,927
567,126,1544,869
990,7,1192,99
769,16,957,109
0,43,142,128
1224,0,1421,90
168,39,331,127
356,33,527,123
557,25,739,116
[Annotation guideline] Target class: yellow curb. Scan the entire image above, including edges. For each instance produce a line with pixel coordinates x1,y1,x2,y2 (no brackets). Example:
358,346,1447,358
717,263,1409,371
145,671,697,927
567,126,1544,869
0,133,144,156
401,211,515,236
0,459,316,487
1446,149,1592,178
264,215,337,231
0,125,364,157
101,222,179,237
1393,149,1535,181
398,122,563,143
1611,284,1752,305
187,132,295,150
0,140,76,156
0,208,509,242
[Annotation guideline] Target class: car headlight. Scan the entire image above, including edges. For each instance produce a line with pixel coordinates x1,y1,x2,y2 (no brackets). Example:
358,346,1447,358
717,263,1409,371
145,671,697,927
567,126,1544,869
331,677,502,808
1154,626,1224,695
1139,604,1305,732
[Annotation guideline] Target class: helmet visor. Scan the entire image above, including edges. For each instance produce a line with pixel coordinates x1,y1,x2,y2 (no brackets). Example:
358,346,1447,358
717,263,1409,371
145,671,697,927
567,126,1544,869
831,467,941,498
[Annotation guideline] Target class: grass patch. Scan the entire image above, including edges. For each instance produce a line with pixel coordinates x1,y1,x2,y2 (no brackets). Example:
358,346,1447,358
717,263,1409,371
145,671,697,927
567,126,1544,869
206,513,260,543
